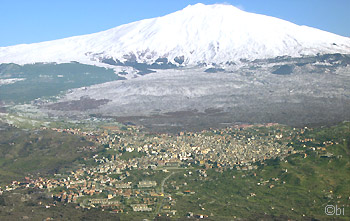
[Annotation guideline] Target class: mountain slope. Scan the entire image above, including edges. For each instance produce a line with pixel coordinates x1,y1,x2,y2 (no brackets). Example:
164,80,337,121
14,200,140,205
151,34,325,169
0,3,350,66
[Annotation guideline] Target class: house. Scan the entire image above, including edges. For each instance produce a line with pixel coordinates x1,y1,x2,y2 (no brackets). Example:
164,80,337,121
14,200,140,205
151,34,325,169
131,204,152,212
89,199,108,204
320,152,334,158
115,183,132,189
138,181,157,188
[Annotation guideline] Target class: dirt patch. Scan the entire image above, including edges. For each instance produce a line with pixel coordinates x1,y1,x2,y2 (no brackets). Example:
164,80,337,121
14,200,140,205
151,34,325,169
110,98,350,134
47,96,110,111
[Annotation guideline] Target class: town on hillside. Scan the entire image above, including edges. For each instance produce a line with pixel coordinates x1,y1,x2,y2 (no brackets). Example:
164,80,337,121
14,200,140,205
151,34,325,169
0,122,341,218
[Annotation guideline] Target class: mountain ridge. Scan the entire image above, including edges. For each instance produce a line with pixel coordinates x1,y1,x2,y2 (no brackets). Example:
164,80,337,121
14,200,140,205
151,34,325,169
1,3,350,67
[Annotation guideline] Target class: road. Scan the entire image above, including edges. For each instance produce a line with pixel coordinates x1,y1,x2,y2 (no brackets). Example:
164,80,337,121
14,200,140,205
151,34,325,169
160,172,175,194
155,171,177,215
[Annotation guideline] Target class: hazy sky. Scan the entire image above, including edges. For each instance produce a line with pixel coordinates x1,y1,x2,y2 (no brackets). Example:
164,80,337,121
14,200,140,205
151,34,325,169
1,0,349,47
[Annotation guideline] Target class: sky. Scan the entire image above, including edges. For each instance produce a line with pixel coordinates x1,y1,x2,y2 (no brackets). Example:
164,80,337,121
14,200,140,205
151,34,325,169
1,0,349,47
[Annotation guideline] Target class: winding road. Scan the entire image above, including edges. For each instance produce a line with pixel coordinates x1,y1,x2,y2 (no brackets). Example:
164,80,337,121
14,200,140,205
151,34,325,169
155,171,177,215
161,172,175,194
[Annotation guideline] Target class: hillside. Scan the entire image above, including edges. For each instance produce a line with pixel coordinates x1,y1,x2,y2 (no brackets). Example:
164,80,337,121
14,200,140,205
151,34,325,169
0,122,349,220
0,122,98,185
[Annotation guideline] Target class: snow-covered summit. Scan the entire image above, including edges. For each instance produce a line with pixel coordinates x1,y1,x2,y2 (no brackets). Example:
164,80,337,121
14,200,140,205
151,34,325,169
1,3,350,66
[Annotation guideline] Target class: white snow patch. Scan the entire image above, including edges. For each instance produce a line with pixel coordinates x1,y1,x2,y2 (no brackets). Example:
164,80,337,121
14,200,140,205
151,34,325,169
0,78,26,85
0,3,349,67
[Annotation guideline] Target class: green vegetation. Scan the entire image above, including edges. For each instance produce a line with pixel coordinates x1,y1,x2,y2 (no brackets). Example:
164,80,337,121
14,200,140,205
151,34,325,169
124,169,167,187
0,122,98,185
0,118,349,220
165,123,350,220
0,189,121,220
0,113,47,129
0,62,123,103
292,122,350,151
119,150,146,161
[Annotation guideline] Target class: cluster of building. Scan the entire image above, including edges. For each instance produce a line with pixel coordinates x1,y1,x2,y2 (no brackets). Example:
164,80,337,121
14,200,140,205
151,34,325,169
2,123,325,216
84,123,295,170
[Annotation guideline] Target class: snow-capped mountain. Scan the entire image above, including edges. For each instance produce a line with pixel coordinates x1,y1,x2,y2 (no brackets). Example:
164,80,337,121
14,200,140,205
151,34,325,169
0,3,350,66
